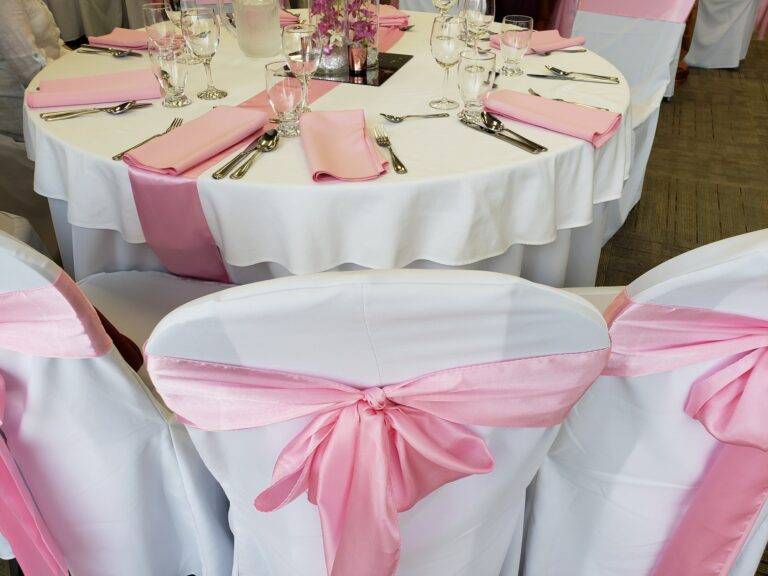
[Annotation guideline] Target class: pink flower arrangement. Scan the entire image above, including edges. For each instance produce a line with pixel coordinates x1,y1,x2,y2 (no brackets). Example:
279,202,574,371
347,0,377,45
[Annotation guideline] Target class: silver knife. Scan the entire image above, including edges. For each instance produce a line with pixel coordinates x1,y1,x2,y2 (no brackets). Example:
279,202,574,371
212,135,264,179
460,118,542,154
82,45,143,57
526,74,619,84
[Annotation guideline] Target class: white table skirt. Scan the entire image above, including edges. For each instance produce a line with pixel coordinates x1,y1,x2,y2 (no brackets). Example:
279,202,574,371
686,0,760,69
26,11,632,287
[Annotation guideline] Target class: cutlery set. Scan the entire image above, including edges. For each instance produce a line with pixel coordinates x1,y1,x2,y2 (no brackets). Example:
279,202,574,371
40,100,151,121
528,65,620,84
77,45,143,58
527,88,610,111
113,117,183,161
460,111,547,155
213,129,280,179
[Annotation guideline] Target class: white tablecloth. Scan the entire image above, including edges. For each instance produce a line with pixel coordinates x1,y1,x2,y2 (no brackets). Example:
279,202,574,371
24,11,632,287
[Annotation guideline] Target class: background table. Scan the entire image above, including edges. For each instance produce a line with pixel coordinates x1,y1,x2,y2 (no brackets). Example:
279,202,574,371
25,11,632,287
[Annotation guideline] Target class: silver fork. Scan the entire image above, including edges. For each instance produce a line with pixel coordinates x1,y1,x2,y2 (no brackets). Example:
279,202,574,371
373,125,407,174
112,117,183,161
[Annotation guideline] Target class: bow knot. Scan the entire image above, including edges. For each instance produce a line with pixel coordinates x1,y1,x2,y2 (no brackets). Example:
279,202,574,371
362,387,389,410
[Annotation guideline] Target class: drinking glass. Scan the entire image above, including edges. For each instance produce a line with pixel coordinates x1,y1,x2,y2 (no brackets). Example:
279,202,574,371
429,15,467,110
163,0,197,27
143,3,191,107
432,0,458,16
265,61,303,137
457,49,495,121
500,15,532,77
281,24,322,113
459,0,494,51
182,6,228,100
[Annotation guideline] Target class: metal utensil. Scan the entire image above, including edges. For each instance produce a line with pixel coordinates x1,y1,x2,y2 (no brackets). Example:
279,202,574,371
527,88,610,111
398,24,415,31
380,113,449,123
373,125,407,174
460,117,542,154
40,101,151,121
78,45,142,58
545,65,619,83
230,129,280,179
536,48,587,56
526,73,620,84
213,133,266,179
112,117,183,161
480,111,547,153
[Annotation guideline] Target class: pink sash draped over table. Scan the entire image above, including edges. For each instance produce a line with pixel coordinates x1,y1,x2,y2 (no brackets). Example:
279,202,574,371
484,90,622,147
0,272,114,576
26,69,161,109
123,27,406,282
148,346,609,576
579,0,696,23
602,290,768,576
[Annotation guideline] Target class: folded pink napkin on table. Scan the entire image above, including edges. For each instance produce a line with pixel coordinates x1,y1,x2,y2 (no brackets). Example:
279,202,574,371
490,29,585,54
124,106,269,176
280,9,300,26
300,110,388,182
484,90,621,147
378,4,410,27
26,68,161,108
88,27,149,49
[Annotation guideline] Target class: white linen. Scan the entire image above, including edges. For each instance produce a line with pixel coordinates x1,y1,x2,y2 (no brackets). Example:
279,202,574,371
522,229,768,576
0,230,234,576
686,0,760,69
145,268,610,576
24,11,632,287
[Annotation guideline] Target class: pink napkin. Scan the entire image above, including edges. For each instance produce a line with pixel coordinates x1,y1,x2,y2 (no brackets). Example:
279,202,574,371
378,4,409,27
124,106,269,175
490,29,585,54
280,9,300,26
88,28,149,49
484,90,621,147
26,69,161,108
300,110,388,182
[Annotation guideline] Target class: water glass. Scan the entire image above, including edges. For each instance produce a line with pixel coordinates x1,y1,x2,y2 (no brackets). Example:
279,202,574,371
265,61,303,137
281,24,322,112
429,15,467,110
143,3,191,107
500,15,533,77
163,0,197,27
182,6,228,99
432,0,458,16
457,49,496,121
459,0,494,51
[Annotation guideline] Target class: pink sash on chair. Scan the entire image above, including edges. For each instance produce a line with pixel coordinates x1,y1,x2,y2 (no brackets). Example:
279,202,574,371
148,346,609,576
603,290,768,576
0,272,112,576
579,0,696,23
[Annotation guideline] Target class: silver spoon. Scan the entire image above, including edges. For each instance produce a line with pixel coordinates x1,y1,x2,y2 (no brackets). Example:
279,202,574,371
480,110,547,152
230,129,279,179
545,64,619,83
527,88,610,111
380,113,449,123
40,100,150,121
536,48,587,56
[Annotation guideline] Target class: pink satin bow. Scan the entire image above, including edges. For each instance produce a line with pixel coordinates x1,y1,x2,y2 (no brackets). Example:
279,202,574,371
603,290,768,576
148,347,609,576
0,271,112,576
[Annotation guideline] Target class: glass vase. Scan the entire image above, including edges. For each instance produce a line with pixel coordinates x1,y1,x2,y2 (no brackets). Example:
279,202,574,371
347,0,379,68
307,0,348,78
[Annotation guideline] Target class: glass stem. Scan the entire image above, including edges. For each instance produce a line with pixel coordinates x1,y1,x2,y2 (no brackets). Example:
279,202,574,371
301,76,309,109
204,59,214,88
442,65,450,102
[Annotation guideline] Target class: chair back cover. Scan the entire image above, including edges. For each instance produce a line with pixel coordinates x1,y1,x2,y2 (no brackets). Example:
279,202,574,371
145,269,610,576
522,229,768,576
0,230,233,576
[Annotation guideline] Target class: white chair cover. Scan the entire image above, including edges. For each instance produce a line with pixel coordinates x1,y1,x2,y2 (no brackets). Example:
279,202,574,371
144,269,610,576
686,0,760,69
0,211,46,255
522,229,768,576
0,230,233,576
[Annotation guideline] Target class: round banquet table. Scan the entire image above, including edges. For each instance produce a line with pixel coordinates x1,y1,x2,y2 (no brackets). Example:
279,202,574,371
24,11,632,287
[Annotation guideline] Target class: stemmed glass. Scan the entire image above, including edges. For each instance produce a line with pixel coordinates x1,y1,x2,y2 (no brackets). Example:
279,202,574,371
432,0,458,16
265,61,303,137
457,48,496,121
181,6,228,100
459,0,494,52
143,3,191,107
429,15,467,110
163,0,197,27
281,24,322,113
500,15,533,77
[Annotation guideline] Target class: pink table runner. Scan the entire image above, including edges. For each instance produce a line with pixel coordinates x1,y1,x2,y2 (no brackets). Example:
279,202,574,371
127,28,406,282
579,0,697,23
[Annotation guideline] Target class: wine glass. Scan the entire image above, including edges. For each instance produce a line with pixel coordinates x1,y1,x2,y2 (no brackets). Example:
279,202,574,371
143,3,191,107
265,61,303,137
429,15,467,110
500,15,533,77
281,24,322,113
459,0,494,51
432,0,458,16
181,6,228,100
163,0,197,28
457,48,495,121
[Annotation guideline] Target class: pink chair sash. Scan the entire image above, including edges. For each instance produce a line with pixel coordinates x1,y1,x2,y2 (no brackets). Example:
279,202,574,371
550,0,580,37
756,0,768,40
148,347,609,576
579,0,696,23
603,290,768,576
0,271,112,576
